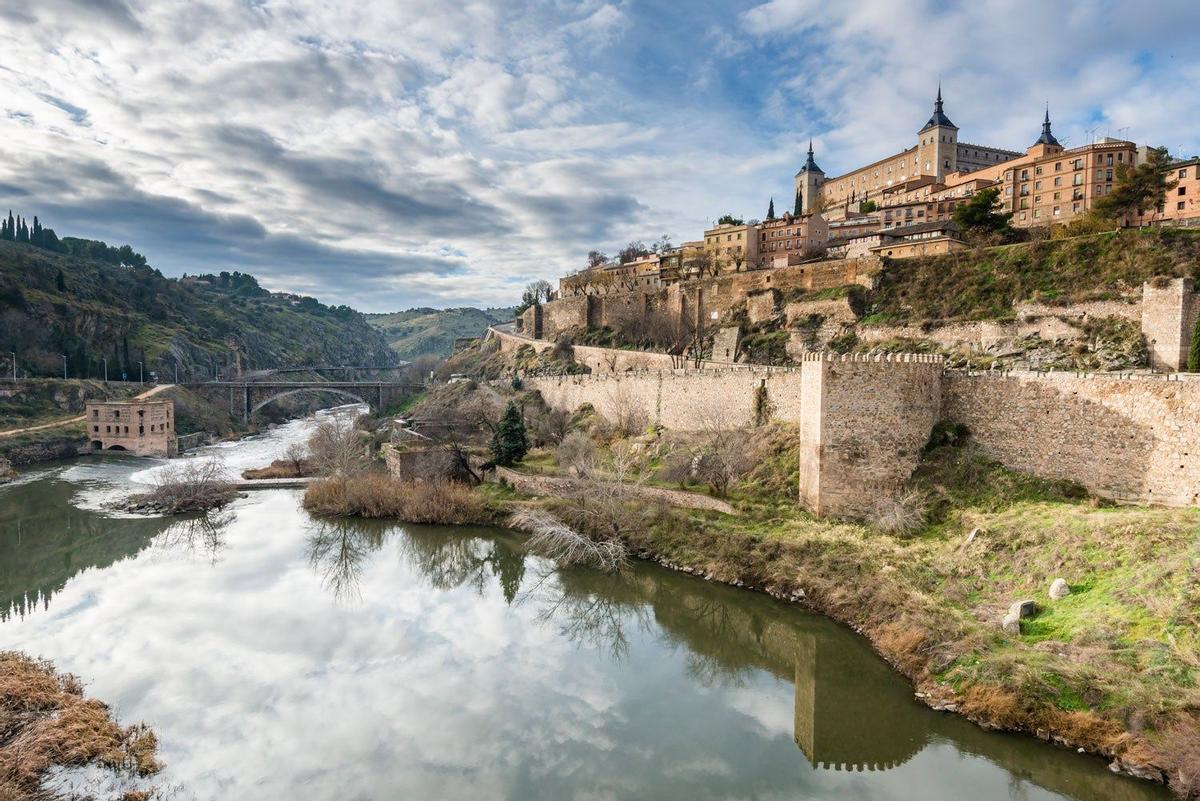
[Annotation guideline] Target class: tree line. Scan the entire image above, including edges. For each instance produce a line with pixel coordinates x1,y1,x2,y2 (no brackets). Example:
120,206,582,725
1,210,149,268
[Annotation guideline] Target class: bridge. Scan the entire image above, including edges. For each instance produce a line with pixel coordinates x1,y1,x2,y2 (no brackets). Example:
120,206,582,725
203,380,424,421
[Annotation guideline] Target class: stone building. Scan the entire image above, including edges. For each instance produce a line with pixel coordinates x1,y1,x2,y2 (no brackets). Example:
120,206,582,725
803,88,1020,217
86,399,177,457
756,212,829,266
1135,157,1200,227
702,220,760,272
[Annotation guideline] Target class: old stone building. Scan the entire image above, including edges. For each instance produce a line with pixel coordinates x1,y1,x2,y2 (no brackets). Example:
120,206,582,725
86,399,177,457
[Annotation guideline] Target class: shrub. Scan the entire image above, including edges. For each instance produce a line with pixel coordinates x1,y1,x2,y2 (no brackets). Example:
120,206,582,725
556,431,597,476
866,488,929,536
127,459,237,514
302,474,494,524
509,508,627,572
308,418,371,477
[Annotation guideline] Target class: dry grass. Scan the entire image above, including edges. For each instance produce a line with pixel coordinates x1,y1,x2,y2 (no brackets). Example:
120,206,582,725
0,652,160,800
241,458,314,479
302,473,495,525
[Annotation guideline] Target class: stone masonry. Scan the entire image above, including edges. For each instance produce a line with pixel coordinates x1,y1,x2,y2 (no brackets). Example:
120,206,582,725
1142,277,1200,371
86,399,177,457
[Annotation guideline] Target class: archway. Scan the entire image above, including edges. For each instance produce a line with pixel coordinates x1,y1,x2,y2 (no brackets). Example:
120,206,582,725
249,387,369,420
106,444,127,451
90,440,103,451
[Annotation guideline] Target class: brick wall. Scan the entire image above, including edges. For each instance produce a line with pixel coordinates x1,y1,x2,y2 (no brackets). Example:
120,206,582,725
944,371,1200,506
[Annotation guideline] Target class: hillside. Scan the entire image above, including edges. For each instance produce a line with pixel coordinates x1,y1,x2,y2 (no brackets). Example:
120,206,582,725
0,240,397,381
366,306,515,360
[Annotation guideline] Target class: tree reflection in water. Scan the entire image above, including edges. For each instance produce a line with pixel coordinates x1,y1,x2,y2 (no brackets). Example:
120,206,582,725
156,511,236,563
529,570,653,662
305,520,385,604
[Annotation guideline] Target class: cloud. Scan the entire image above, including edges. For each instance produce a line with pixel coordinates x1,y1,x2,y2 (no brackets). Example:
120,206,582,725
0,0,1197,311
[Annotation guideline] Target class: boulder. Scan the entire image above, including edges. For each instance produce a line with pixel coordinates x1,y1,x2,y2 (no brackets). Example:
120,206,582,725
1009,599,1037,619
1001,612,1021,635
1049,578,1071,600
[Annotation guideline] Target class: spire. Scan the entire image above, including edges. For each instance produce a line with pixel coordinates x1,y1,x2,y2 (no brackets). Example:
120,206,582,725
1035,103,1060,147
920,84,956,132
800,137,823,174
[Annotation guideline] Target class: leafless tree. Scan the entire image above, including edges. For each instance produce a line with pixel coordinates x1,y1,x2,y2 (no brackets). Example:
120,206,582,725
556,431,597,477
692,412,752,498
283,442,309,476
308,418,371,478
586,250,609,269
526,279,554,304
604,382,649,437
129,459,238,514
510,508,628,572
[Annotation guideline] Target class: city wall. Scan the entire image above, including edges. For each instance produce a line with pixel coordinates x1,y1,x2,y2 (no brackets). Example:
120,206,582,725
944,371,1200,506
526,353,945,519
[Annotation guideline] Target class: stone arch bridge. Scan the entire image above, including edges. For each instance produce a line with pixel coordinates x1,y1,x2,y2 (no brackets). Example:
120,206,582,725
203,380,424,422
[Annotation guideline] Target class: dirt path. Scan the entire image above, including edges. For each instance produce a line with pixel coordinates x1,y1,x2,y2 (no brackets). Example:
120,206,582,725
0,384,175,439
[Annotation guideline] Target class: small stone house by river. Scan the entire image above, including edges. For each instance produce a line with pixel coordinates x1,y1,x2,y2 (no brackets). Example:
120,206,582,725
86,399,177,457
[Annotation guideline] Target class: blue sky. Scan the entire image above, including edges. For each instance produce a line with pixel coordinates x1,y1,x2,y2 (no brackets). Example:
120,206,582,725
1,0,1199,311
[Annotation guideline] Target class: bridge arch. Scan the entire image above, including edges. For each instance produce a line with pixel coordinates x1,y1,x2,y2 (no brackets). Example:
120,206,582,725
249,387,370,419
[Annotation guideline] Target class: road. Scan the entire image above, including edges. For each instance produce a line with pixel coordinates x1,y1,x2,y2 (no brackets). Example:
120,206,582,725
0,384,175,439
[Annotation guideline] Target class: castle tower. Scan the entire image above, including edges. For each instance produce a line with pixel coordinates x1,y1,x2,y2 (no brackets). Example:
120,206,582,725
916,85,958,182
794,138,825,214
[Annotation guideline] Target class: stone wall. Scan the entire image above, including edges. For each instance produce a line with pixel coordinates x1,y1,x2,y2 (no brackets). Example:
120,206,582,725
798,354,944,518
944,371,1200,506
1142,278,1199,371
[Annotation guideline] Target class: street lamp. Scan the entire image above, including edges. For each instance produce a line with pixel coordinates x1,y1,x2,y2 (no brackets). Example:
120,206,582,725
102,358,108,383
61,354,67,380
9,352,14,383
137,361,143,385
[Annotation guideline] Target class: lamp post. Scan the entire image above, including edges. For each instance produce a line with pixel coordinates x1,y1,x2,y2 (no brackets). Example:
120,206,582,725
9,352,14,383
61,354,67,380
102,358,108,383
137,361,143,385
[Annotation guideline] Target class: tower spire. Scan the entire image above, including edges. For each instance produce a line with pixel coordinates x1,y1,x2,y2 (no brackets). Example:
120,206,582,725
801,137,822,173
920,84,956,131
1035,104,1060,147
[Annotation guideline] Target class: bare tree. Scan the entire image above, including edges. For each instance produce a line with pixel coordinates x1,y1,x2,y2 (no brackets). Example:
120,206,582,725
586,250,609,269
128,459,238,514
692,412,751,498
604,382,649,437
526,279,554,304
556,431,597,477
510,508,628,573
283,442,309,476
308,418,371,478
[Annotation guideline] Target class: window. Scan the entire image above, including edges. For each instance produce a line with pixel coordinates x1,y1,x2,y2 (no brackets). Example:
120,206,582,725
1054,162,1062,172
92,409,98,418
1020,211,1027,221
1053,177,1062,187
1179,186,1187,196
1178,201,1186,211
1106,169,1113,182
1053,206,1061,217
1033,209,1041,218
114,410,120,419
1035,166,1043,175
1034,181,1042,190
138,425,144,436
1179,169,1188,179
1073,202,1081,213
93,425,98,433
1053,192,1060,200
105,425,111,433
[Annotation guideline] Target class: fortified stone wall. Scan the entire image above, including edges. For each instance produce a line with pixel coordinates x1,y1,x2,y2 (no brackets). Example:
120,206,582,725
798,354,944,518
944,371,1200,506
1142,278,1200,371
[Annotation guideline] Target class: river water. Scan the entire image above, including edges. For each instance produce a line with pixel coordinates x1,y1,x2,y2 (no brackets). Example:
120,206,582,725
0,412,1169,800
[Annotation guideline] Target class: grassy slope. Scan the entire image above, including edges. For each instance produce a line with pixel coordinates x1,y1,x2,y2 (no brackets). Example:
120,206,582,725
366,306,515,360
0,240,397,379
863,227,1200,324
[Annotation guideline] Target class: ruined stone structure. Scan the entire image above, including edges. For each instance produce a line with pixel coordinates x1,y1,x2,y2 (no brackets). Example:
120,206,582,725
86,399,177,457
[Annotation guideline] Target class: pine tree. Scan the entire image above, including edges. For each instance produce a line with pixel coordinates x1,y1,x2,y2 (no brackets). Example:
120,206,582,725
766,197,776,220
793,190,803,216
490,401,528,466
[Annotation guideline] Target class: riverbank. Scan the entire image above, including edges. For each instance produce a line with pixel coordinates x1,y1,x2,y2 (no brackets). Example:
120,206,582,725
326,427,1197,796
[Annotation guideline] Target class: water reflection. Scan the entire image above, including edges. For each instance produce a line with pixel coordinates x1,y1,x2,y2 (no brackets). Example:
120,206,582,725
0,466,1169,800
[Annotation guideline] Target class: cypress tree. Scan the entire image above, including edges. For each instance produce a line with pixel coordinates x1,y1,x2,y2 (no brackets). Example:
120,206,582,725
16,217,28,243
31,216,42,246
489,401,528,466
793,190,803,216
5,211,13,241
56,269,67,292
766,197,776,220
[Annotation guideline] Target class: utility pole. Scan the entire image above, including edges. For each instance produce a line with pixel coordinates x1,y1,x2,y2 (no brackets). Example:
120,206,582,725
102,358,108,383
9,352,14,383
137,361,143,385
174,362,179,384
61,354,67,380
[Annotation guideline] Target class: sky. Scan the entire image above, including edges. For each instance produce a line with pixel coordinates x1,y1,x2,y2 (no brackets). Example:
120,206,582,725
1,0,1199,312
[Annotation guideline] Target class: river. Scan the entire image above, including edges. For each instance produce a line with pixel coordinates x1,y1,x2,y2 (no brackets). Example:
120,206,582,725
0,410,1169,800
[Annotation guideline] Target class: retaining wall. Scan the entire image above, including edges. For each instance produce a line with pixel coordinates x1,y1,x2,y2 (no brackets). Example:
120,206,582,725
944,371,1200,506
